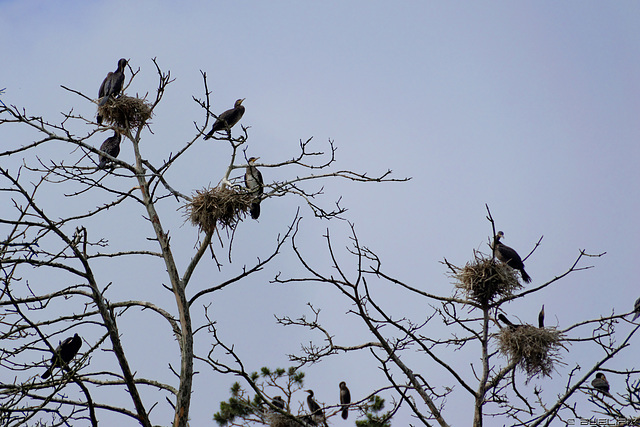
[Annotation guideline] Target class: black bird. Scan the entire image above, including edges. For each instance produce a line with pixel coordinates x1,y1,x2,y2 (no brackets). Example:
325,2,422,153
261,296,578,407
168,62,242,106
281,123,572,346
244,157,263,219
632,297,640,322
271,396,285,410
538,305,545,328
306,390,327,426
591,372,611,397
97,58,127,124
339,381,351,420
42,333,82,379
492,231,532,283
498,313,521,329
98,130,122,169
203,98,245,139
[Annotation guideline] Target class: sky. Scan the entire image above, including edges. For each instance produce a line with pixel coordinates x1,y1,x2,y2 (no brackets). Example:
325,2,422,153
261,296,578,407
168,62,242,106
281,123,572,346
1,1,640,426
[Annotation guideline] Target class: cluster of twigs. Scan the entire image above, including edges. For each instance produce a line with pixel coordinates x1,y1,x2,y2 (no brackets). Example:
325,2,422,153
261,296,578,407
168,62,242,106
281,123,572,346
186,186,254,233
267,413,302,427
97,95,152,128
454,252,522,304
498,324,564,378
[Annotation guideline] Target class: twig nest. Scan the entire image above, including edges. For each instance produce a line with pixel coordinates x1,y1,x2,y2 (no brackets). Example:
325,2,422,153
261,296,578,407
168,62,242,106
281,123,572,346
497,325,564,378
454,253,522,304
97,96,152,128
186,186,255,233
267,413,299,427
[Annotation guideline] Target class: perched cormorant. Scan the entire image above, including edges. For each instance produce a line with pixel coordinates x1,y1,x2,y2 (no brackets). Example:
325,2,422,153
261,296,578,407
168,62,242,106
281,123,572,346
271,396,285,410
42,333,82,379
538,305,545,328
98,130,122,169
203,98,245,139
306,390,327,426
492,231,532,283
339,381,351,420
497,313,521,329
632,297,640,321
591,372,611,397
244,157,263,219
97,58,127,124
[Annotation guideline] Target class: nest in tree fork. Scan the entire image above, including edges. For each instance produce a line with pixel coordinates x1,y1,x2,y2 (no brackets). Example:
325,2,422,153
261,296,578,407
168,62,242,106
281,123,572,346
97,96,152,128
454,253,522,304
267,412,316,427
186,187,255,233
267,413,297,427
497,324,564,378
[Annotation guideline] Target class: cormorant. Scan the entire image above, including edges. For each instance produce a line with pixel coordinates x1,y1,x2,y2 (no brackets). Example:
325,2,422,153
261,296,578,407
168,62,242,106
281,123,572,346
306,390,327,426
498,313,521,329
244,157,263,219
591,372,611,397
538,305,545,328
203,98,245,139
97,58,127,124
632,297,640,321
42,333,82,379
98,130,122,169
271,396,285,410
339,381,351,420
492,231,532,283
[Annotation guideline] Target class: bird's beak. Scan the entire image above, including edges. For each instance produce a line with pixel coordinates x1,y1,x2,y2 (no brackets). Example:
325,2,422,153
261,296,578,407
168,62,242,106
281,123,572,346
239,98,245,104
254,157,260,162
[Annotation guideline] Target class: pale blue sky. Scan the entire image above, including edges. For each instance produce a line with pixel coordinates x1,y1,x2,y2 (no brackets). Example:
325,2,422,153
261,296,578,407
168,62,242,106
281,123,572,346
2,1,639,425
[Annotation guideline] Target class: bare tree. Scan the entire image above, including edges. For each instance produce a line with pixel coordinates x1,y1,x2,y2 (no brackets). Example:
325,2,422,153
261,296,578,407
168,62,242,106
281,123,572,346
264,207,640,427
0,59,402,427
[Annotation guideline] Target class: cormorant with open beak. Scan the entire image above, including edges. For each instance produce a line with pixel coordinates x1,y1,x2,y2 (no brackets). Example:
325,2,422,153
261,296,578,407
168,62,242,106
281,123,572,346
339,381,351,420
492,231,532,283
42,333,82,379
244,157,263,219
97,58,127,124
203,98,245,139
98,130,122,169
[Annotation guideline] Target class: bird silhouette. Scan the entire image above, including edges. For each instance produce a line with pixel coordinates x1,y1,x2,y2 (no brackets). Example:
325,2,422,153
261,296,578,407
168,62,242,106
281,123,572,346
244,157,263,219
42,333,82,379
339,381,351,420
97,58,127,124
203,98,245,139
97,130,122,169
591,372,611,397
492,231,532,283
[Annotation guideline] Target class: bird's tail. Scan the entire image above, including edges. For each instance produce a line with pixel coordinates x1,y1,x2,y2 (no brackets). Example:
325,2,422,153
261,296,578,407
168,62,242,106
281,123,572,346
98,158,108,169
341,407,348,420
203,130,213,140
632,312,640,321
250,202,260,219
98,96,109,107
41,367,52,379
97,114,103,125
520,269,532,283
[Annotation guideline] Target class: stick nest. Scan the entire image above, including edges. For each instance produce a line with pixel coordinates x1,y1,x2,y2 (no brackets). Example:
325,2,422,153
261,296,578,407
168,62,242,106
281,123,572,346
185,187,254,233
97,96,152,128
454,253,522,304
497,325,564,378
267,413,298,427
267,413,315,427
